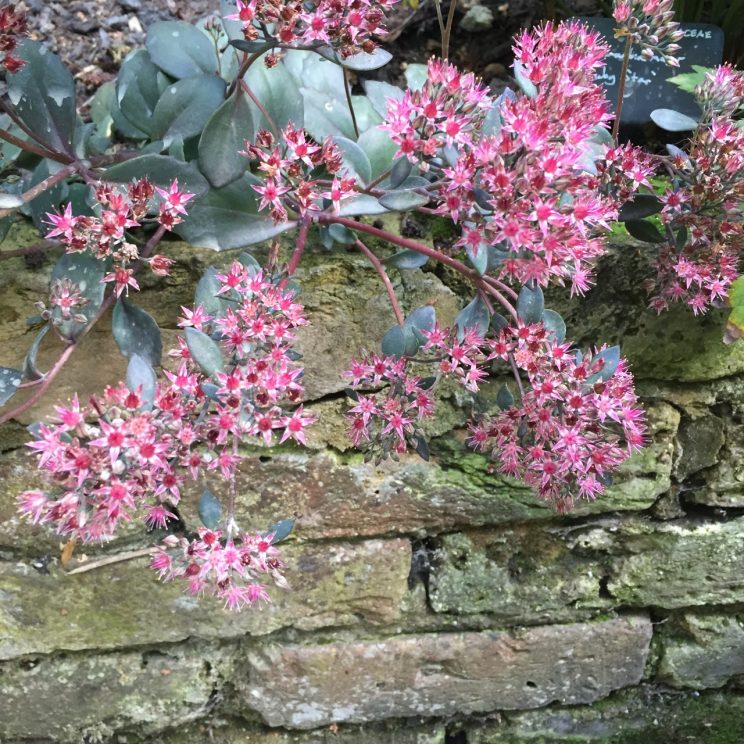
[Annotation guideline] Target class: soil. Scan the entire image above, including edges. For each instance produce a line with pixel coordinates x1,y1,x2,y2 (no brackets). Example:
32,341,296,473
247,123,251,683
22,0,603,97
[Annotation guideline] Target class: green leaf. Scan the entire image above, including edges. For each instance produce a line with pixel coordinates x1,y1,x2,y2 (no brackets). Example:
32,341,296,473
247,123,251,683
152,75,226,147
455,296,490,338
332,136,372,184
513,60,537,98
588,346,621,383
112,298,163,366
126,353,157,410
338,48,393,71
650,108,699,132
381,325,407,358
174,174,295,251
7,41,76,153
496,384,514,410
384,249,428,269
516,284,544,324
541,309,566,343
103,155,210,198
116,49,165,137
0,367,23,406
404,64,428,91
195,266,230,318
618,194,663,221
407,306,436,333
356,127,396,182
466,244,488,275
50,252,106,341
146,21,219,79
412,434,430,461
378,189,430,211
244,57,304,134
389,156,413,188
185,327,225,377
198,88,254,188
337,194,389,217
625,219,666,244
266,517,295,544
23,325,49,381
363,80,404,118
328,223,357,245
667,65,709,94
198,486,222,529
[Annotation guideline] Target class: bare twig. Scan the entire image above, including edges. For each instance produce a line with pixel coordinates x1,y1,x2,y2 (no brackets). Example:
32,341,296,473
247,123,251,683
355,238,405,326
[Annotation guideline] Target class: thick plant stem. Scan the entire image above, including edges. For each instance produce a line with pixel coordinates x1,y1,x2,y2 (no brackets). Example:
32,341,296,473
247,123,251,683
442,0,457,61
286,216,310,277
612,36,633,142
321,215,518,320
226,51,263,97
0,239,58,261
343,68,360,139
0,162,80,219
355,239,405,326
65,546,157,575
0,127,68,163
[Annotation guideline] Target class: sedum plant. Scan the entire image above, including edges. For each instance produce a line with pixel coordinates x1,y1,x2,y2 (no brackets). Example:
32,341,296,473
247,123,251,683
0,0,741,609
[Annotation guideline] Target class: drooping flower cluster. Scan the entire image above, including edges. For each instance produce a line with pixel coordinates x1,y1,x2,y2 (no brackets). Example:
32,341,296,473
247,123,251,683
612,0,683,67
343,352,435,461
226,0,401,61
19,263,312,609
243,125,357,221
151,528,286,611
45,179,193,297
0,2,27,73
469,323,646,512
385,23,647,294
18,386,186,542
597,142,657,204
644,68,744,315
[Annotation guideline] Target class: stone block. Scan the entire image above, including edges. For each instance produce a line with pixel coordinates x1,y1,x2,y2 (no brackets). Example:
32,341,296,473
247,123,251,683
657,612,744,689
429,516,744,621
0,641,233,743
465,685,744,743
236,615,651,728
0,538,410,660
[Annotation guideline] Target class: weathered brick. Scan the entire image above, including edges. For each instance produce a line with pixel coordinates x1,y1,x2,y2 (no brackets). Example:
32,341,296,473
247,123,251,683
236,615,652,728
0,538,410,660
0,641,233,743
657,612,744,689
429,517,744,621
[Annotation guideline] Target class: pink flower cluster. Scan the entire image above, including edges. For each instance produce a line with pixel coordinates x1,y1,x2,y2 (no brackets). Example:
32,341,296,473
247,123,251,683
0,2,27,73
18,386,186,542
385,23,650,294
384,58,490,166
19,265,311,609
243,125,356,222
177,260,315,450
469,323,646,511
612,0,683,66
645,72,744,315
152,528,286,611
343,352,435,460
45,179,193,297
227,0,400,60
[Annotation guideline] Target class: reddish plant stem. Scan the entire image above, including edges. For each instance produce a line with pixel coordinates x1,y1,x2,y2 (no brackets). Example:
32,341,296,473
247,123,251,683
285,216,310,277
442,0,457,61
240,79,279,137
508,353,526,399
0,162,80,219
481,274,518,301
355,239,405,326
321,215,518,320
612,36,633,143
0,127,68,163
0,239,59,260
0,225,168,424
343,67,360,139
0,100,73,160
226,51,264,97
